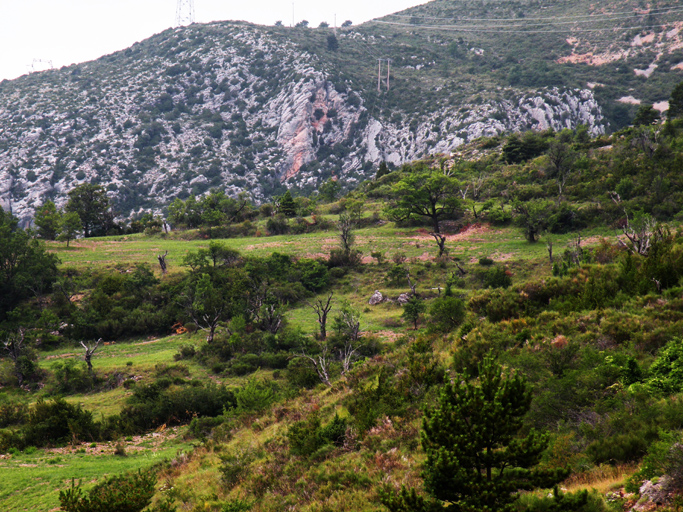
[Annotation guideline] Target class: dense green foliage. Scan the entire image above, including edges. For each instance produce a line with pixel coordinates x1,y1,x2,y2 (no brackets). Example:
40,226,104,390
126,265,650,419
59,470,158,512
0,207,59,318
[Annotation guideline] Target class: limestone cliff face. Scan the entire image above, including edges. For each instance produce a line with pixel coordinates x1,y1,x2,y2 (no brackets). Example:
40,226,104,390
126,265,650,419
0,22,606,223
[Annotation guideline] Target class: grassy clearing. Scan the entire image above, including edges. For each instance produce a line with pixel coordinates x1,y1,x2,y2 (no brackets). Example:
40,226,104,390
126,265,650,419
0,429,190,512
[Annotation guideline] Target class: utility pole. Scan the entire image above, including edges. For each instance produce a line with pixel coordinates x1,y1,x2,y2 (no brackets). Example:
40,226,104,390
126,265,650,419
377,59,383,92
334,14,337,36
292,2,295,27
386,59,392,90
175,0,195,26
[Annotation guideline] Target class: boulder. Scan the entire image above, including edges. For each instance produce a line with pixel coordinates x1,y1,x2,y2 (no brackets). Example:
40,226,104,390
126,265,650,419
368,290,384,305
632,477,672,511
397,293,411,305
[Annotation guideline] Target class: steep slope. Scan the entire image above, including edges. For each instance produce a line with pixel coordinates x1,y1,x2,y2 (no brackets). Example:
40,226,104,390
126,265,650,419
0,0,681,223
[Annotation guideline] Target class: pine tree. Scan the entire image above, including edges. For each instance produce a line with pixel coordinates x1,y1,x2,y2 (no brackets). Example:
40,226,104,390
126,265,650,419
278,190,297,217
669,81,683,119
383,357,567,512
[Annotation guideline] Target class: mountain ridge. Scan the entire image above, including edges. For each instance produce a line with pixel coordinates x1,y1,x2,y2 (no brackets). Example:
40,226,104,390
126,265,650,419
0,0,681,223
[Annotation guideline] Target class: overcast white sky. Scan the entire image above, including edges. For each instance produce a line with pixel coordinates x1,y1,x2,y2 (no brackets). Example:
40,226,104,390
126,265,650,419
0,0,426,81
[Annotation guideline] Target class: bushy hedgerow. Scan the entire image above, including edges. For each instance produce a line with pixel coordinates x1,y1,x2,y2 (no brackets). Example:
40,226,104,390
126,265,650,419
0,398,101,452
117,379,235,432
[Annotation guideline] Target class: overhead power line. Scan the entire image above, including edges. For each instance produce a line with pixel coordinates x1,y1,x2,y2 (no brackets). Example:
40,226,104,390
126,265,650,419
383,8,683,29
371,19,682,35
385,5,683,23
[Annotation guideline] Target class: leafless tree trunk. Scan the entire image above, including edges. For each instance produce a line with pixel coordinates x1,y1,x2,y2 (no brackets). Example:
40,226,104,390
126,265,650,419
309,293,333,340
157,250,169,274
339,338,360,376
546,236,554,263
430,232,447,257
259,303,284,334
300,344,332,386
455,262,467,277
406,272,417,296
610,191,659,256
80,338,101,375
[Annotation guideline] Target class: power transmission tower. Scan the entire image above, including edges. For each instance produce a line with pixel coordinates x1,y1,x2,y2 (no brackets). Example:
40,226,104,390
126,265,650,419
176,0,195,26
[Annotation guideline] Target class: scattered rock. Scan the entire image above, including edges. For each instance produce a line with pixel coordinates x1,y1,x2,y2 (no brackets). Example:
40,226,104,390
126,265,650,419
396,293,411,305
631,477,673,511
368,290,384,305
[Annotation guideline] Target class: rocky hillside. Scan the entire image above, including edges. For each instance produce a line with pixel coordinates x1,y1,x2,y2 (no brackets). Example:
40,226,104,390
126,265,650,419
0,0,682,222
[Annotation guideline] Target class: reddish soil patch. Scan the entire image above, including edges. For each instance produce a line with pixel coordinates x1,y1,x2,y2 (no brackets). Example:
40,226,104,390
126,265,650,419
135,338,160,345
305,252,329,260
410,223,499,243
46,353,77,360
244,242,288,250
374,330,402,343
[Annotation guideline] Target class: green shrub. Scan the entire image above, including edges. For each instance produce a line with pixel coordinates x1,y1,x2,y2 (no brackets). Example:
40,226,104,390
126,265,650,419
59,470,157,512
625,431,683,492
645,337,683,394
288,413,347,457
483,265,512,289
346,368,408,433
518,486,608,512
120,380,235,432
23,398,100,448
50,359,96,394
586,433,649,465
0,400,28,427
173,344,196,361
286,358,320,389
429,296,466,333
234,379,276,413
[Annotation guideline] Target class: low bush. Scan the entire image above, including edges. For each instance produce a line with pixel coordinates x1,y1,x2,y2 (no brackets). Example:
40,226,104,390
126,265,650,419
59,470,158,512
23,398,100,448
288,413,347,457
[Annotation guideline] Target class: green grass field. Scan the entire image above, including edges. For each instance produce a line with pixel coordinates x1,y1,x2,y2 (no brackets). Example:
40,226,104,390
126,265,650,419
0,433,190,512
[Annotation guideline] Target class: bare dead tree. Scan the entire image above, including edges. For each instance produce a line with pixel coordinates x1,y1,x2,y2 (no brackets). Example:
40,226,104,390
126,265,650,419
610,191,659,256
406,271,417,296
259,303,285,334
80,338,101,375
248,286,285,335
430,232,447,257
299,342,332,386
458,184,470,200
545,235,554,263
455,262,467,277
308,293,333,340
569,234,583,266
157,250,169,274
3,328,28,386
339,338,361,375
